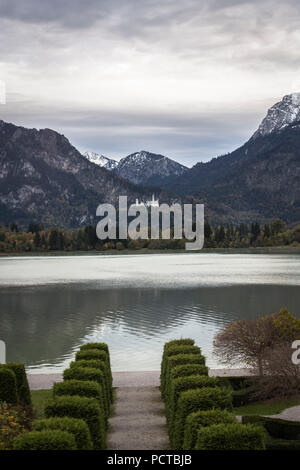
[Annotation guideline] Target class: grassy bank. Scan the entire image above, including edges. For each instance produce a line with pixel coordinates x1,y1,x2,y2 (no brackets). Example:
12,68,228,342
31,389,52,420
233,396,300,416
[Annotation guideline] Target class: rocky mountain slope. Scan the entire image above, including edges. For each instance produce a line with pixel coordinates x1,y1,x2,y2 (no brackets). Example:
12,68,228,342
0,121,171,228
116,150,187,185
161,93,300,224
83,151,118,170
252,92,300,139
83,149,187,186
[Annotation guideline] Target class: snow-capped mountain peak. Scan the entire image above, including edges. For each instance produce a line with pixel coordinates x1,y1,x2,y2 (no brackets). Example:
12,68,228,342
83,151,118,170
253,92,300,139
83,149,187,185
117,150,187,185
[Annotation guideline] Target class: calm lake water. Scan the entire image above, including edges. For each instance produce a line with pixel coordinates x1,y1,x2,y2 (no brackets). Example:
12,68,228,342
0,253,299,372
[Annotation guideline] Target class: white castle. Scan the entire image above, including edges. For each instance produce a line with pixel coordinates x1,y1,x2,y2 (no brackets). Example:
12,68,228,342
135,194,159,207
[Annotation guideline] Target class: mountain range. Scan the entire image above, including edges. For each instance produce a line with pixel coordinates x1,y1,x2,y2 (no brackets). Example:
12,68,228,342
83,149,187,186
161,93,300,224
0,92,300,228
0,121,171,228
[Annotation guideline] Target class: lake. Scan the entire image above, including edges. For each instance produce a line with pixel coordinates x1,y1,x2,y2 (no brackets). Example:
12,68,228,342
0,252,299,372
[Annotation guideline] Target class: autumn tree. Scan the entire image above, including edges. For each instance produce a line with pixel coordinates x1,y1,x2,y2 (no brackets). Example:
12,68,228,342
213,309,300,376
271,218,286,235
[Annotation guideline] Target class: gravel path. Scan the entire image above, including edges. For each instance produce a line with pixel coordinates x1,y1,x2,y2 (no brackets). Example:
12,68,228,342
107,386,170,450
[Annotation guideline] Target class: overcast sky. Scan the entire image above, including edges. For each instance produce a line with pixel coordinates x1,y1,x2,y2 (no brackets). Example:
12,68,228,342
1,0,300,166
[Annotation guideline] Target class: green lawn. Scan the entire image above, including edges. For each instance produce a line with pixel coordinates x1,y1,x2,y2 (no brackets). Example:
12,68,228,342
31,389,52,420
234,396,300,416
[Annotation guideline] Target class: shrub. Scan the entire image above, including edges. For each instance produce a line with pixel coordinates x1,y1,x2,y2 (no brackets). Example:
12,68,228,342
172,387,233,449
232,385,258,407
183,409,237,450
170,364,208,381
164,354,206,399
217,376,253,391
70,360,111,405
13,430,77,450
75,349,110,372
227,376,255,391
161,344,200,381
53,379,103,406
195,423,266,450
45,395,106,450
34,417,92,450
160,339,195,385
163,339,195,353
5,363,31,406
75,349,112,396
265,436,300,450
63,367,108,419
80,342,109,353
0,367,18,405
161,345,201,396
80,343,110,361
167,376,220,435
242,415,300,440
0,403,26,450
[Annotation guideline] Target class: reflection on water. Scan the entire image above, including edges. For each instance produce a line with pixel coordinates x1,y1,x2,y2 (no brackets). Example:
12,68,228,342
0,282,300,372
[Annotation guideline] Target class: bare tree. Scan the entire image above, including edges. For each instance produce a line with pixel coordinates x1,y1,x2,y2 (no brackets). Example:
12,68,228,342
256,342,300,398
213,309,300,376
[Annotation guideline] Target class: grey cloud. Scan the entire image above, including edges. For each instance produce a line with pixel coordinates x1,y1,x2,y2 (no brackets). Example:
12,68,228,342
0,0,111,27
1,0,300,166
1,99,260,166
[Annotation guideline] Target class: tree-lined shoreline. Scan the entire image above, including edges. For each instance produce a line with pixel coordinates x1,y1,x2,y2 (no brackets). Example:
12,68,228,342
0,218,299,254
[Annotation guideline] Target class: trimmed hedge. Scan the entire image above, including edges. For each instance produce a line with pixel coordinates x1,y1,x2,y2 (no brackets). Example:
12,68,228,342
195,423,266,450
75,349,112,397
63,367,108,419
80,342,109,352
172,387,233,449
70,360,111,406
170,364,208,381
5,363,31,406
183,409,237,450
242,415,300,440
75,349,110,372
265,436,300,450
160,338,195,386
161,345,201,394
33,417,92,450
13,430,77,450
0,366,18,405
164,354,206,400
163,339,195,350
45,395,106,450
53,379,103,407
167,376,220,435
79,343,110,361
